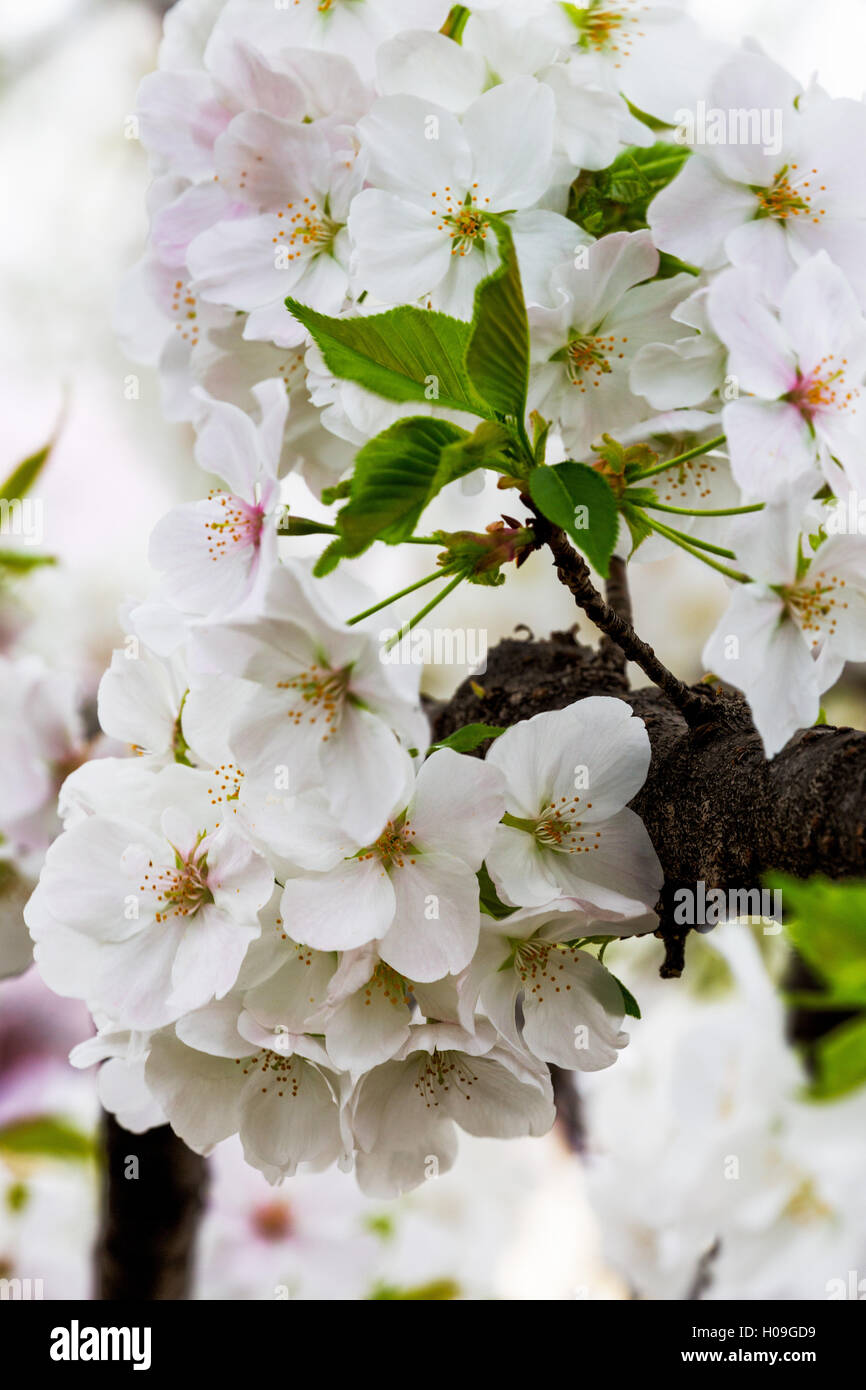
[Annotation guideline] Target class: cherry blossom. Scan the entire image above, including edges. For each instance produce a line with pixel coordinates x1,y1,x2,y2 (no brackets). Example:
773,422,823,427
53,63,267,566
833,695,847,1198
484,698,663,916
707,252,866,499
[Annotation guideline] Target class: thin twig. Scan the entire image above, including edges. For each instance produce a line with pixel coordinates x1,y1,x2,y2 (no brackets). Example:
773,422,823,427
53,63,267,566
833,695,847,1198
530,509,714,725
600,555,632,673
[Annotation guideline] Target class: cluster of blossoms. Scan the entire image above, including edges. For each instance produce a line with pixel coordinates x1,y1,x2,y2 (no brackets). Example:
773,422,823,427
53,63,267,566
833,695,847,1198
23,0,866,1187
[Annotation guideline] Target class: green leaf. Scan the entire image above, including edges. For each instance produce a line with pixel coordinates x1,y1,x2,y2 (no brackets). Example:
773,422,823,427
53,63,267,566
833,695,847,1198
776,876,866,1007
809,1016,866,1101
465,218,529,423
312,537,346,577
478,863,516,920
620,501,653,558
336,417,470,558
568,142,690,238
608,971,642,1020
0,551,56,574
371,1278,460,1301
529,461,619,577
0,1116,95,1163
0,439,54,503
285,298,490,418
431,723,506,753
438,419,515,478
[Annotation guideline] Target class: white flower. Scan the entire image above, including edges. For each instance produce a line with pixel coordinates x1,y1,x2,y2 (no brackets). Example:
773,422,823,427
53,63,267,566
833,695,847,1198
188,125,361,348
535,0,726,125
707,253,866,499
528,230,696,458
145,1017,346,1180
704,501,866,756
648,51,866,304
484,697,662,916
197,562,429,843
465,903,655,1070
278,748,505,981
350,1020,555,1197
348,77,581,317
149,380,288,617
24,762,273,1030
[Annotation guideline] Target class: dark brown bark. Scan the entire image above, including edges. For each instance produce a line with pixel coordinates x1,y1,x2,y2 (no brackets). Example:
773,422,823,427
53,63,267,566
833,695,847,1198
96,1113,207,1300
432,628,866,975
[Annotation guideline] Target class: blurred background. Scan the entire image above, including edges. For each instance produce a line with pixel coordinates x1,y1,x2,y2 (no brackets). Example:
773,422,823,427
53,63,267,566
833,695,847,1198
1,0,865,1300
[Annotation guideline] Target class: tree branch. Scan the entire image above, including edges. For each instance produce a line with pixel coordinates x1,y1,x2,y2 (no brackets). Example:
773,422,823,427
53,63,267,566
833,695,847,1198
528,509,714,727
96,1113,207,1300
433,630,866,976
600,554,631,674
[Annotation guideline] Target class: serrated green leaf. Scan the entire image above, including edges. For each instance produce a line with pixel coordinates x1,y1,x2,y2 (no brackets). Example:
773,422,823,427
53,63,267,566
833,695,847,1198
529,461,619,577
336,417,470,557
286,298,490,418
312,538,346,577
569,142,690,238
0,1116,95,1163
465,218,529,422
431,723,506,753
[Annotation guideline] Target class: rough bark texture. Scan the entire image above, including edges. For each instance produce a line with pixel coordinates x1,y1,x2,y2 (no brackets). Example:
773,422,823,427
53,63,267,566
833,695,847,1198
431,628,866,976
96,1113,207,1300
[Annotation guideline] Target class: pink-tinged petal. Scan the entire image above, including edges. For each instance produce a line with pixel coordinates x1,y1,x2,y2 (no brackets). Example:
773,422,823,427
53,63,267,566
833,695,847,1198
137,70,230,179
722,397,817,499
707,269,797,397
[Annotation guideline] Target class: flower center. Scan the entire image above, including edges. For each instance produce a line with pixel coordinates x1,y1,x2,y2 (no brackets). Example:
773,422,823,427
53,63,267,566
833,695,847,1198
505,795,602,855
205,493,265,558
274,197,341,260
363,962,412,1010
513,939,578,1003
430,187,492,257
276,664,351,740
557,332,629,391
140,837,214,924
235,1049,301,1098
414,1049,478,1108
788,356,858,420
567,2,646,64
785,572,848,648
252,1199,294,1241
358,818,417,869
205,763,244,809
170,277,200,346
755,164,826,224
